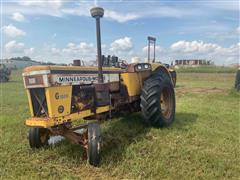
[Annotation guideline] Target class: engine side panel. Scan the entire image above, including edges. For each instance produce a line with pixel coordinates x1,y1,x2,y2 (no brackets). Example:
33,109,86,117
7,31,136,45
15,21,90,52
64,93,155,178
120,71,151,97
45,86,72,118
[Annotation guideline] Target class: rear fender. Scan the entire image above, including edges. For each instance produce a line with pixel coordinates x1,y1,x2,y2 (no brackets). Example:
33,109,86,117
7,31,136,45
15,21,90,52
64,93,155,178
151,64,173,84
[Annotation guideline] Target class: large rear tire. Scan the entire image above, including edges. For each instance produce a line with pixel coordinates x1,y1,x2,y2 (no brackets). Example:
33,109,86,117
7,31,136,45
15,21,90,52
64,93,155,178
29,127,49,148
140,71,175,127
87,123,101,166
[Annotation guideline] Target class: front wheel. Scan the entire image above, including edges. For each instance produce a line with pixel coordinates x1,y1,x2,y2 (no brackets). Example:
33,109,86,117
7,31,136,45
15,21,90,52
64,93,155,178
140,72,176,127
29,127,49,148
87,123,101,166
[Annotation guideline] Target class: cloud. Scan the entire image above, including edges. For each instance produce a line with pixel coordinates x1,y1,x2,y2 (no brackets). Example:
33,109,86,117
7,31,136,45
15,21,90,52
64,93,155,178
62,42,95,55
48,42,96,61
168,40,239,64
61,4,199,23
51,47,62,56
19,0,63,9
2,1,238,25
142,45,164,53
2,24,26,38
3,1,204,23
105,10,140,23
2,0,65,17
12,12,26,22
170,40,221,53
24,48,35,55
110,37,133,53
4,41,35,58
62,4,139,23
203,1,239,11
208,26,240,40
5,40,25,53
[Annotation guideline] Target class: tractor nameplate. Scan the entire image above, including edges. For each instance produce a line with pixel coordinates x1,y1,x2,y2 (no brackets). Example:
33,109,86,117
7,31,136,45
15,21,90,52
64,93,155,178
57,75,98,84
52,74,119,85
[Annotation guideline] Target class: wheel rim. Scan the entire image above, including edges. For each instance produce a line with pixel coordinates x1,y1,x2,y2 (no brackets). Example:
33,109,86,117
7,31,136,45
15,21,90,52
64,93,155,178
39,129,48,143
160,87,173,119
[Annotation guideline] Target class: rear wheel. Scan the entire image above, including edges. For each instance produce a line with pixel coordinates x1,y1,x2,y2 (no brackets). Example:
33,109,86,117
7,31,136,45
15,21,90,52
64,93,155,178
87,123,101,166
29,127,49,148
140,71,175,127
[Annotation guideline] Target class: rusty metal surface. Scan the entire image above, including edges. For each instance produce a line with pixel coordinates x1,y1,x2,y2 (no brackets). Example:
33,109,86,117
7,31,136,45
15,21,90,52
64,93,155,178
94,83,109,91
24,75,44,86
71,85,95,113
50,125,88,149
109,81,120,92
126,63,137,72
128,95,140,103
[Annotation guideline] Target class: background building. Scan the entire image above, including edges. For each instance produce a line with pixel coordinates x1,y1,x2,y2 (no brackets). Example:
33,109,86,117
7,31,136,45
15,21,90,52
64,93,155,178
175,59,213,66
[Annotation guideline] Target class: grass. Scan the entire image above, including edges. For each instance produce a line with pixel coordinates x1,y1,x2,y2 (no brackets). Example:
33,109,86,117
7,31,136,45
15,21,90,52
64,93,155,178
0,70,239,179
176,65,238,73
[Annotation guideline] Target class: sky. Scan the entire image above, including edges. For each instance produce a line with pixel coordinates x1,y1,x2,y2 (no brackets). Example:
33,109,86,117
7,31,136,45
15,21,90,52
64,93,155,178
1,0,240,65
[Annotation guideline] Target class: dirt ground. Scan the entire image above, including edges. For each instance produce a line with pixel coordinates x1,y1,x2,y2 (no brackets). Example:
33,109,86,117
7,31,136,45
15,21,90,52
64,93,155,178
176,87,225,94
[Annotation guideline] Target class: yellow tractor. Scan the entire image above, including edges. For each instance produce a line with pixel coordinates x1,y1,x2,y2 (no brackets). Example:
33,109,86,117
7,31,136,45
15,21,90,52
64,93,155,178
22,7,176,166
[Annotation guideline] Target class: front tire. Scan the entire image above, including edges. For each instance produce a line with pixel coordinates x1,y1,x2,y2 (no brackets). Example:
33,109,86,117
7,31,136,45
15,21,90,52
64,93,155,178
87,123,101,166
29,127,49,148
140,71,175,127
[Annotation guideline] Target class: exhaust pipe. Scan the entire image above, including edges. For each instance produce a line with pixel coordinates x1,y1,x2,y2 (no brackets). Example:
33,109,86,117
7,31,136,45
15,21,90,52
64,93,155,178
147,36,156,63
90,7,104,83
73,59,81,66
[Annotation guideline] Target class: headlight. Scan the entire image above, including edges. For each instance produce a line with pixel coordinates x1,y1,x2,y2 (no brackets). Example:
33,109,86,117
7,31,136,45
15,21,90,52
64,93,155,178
144,64,149,69
137,65,142,70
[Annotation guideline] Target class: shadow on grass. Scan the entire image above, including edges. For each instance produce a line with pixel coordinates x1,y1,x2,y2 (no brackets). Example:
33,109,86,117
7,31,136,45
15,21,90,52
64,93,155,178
100,112,198,165
172,112,198,130
48,112,198,165
49,113,148,164
101,113,149,165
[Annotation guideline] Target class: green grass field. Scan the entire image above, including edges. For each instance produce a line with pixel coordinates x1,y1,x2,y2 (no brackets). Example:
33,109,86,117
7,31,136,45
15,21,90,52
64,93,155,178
176,65,237,73
0,70,239,179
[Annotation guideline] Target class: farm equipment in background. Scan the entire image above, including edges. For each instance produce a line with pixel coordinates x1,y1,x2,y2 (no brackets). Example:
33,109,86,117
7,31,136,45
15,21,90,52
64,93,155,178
235,68,240,91
22,7,176,166
0,64,11,82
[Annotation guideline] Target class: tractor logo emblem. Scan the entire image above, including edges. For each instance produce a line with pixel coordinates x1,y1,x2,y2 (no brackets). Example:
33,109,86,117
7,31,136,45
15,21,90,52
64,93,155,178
55,92,68,100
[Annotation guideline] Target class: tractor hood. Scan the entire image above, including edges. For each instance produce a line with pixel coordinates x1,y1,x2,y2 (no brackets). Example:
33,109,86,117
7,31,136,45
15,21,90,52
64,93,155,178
23,65,122,88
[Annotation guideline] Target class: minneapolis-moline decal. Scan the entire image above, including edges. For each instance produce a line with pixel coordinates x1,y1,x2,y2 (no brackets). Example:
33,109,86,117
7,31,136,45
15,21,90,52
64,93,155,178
52,74,119,85
58,75,98,83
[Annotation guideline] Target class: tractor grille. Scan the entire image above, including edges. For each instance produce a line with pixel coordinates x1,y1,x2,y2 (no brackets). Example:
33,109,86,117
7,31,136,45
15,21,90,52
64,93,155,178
30,88,48,117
